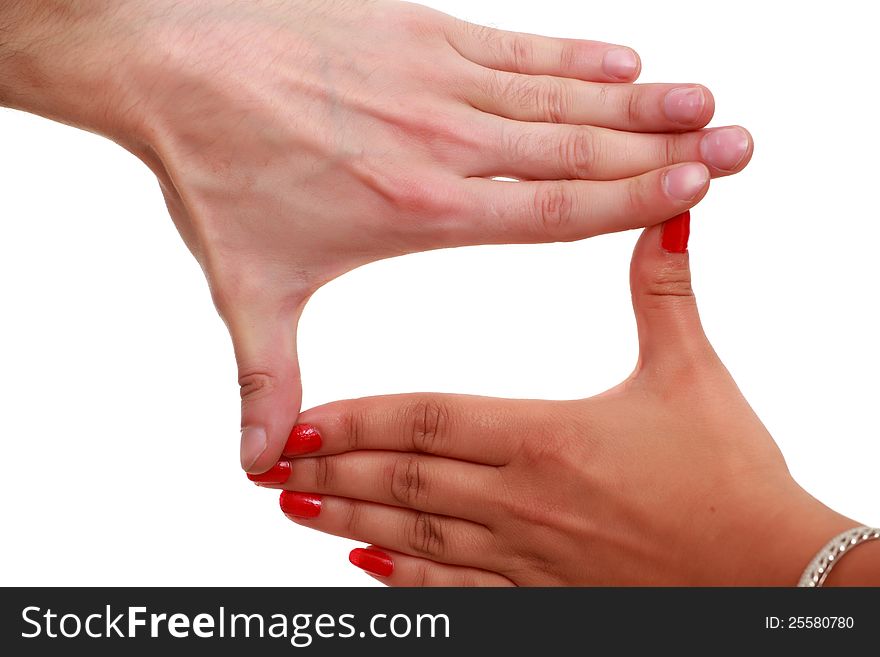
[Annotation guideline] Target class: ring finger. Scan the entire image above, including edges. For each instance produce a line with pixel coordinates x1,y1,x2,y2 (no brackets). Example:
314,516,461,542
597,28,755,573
280,492,502,572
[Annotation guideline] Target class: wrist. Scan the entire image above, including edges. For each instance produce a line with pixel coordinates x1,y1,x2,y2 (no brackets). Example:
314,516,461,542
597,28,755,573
0,1,151,143
736,480,861,586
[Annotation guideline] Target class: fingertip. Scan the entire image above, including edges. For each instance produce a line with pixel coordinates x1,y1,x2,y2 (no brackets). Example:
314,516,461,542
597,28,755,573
283,423,323,457
661,211,691,253
246,459,291,484
240,425,268,473
280,490,323,518
662,162,711,203
699,85,716,126
631,212,695,288
238,380,303,472
602,46,641,81
632,50,643,81
663,84,716,129
349,547,394,577
733,124,755,169
700,125,753,173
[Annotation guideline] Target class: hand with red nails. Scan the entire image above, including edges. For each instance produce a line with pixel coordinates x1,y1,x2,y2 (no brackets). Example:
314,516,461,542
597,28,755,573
254,215,880,586
0,1,752,475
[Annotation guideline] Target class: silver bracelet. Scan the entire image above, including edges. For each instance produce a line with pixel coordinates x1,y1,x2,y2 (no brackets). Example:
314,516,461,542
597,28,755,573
797,526,880,587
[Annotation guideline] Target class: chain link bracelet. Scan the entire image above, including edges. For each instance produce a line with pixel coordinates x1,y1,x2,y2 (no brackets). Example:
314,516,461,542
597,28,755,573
797,526,880,587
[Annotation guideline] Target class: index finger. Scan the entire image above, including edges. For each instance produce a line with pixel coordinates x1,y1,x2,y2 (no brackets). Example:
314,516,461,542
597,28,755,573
445,19,641,82
288,393,542,466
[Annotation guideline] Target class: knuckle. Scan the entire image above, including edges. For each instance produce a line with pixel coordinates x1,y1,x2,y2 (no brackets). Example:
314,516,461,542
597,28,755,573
379,174,462,226
343,407,364,452
389,2,441,38
404,512,447,558
535,78,569,123
497,489,538,525
643,262,696,301
560,128,598,179
532,182,577,239
493,73,569,124
362,161,459,221
624,87,643,124
238,370,276,402
507,35,534,72
624,173,651,216
481,29,533,72
313,456,336,490
557,42,577,73
389,456,430,507
660,134,679,166
518,547,561,582
505,410,590,470
404,398,449,454
413,561,432,587
342,501,363,537
400,108,466,148
390,176,441,214
470,22,499,48
512,429,566,470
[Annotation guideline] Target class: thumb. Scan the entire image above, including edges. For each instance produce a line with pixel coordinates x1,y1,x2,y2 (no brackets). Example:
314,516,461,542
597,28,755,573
224,300,304,474
630,211,713,372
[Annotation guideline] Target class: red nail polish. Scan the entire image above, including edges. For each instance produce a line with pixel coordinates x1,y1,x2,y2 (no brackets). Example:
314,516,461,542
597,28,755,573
349,548,394,577
247,460,291,484
284,424,322,456
661,211,691,253
279,491,322,518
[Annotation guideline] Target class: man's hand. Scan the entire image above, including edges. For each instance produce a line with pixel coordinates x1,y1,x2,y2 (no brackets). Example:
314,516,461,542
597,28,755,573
1,1,752,473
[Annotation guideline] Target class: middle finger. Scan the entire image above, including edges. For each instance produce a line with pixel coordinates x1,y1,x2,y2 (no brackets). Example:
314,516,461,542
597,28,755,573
468,119,752,181
259,451,502,525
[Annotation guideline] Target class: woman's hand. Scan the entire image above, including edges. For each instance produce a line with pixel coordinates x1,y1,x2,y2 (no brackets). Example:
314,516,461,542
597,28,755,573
254,213,864,586
0,1,752,473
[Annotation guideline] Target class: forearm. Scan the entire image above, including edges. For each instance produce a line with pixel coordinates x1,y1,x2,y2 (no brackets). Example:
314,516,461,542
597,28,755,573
0,1,145,139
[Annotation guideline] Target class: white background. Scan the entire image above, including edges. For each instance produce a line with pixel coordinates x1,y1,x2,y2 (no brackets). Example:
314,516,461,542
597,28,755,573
1,0,877,586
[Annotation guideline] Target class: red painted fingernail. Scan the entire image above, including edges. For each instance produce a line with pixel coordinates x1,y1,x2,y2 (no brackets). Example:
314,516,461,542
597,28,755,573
247,460,291,484
279,491,322,518
661,211,691,253
284,424,322,456
349,548,394,577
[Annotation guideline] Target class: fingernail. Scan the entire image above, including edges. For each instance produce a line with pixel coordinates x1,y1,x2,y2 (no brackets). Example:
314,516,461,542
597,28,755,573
602,48,639,80
349,548,394,577
661,211,691,253
247,460,291,484
700,126,750,171
284,424,322,456
279,491,322,518
663,87,706,124
662,163,709,201
240,426,268,472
